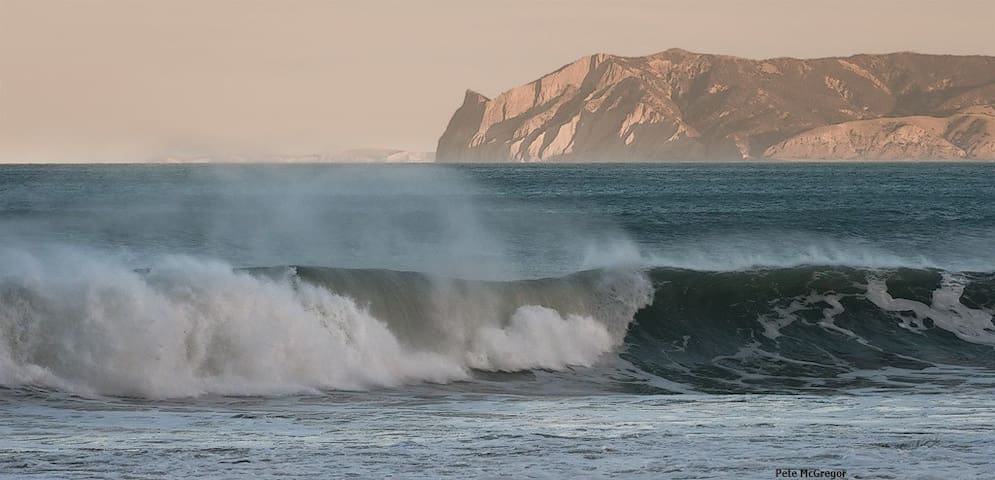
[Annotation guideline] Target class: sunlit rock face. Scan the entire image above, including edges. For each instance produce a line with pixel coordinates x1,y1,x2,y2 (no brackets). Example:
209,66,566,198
437,50,995,162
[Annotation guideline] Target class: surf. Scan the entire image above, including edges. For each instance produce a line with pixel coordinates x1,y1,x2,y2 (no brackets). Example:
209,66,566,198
0,250,652,398
2,246,995,398
625,266,995,393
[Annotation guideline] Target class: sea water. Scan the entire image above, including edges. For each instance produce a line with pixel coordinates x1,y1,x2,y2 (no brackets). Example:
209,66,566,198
1,163,994,478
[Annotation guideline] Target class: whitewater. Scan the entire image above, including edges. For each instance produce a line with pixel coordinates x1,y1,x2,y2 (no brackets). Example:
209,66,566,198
1,163,994,478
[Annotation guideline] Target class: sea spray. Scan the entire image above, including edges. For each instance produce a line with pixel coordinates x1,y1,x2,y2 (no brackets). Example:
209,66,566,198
0,249,652,398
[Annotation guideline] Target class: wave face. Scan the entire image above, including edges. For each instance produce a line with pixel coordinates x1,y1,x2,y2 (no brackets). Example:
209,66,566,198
626,267,995,393
0,251,652,398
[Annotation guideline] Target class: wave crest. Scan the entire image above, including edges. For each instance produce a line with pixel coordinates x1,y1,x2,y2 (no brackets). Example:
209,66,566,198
0,250,651,398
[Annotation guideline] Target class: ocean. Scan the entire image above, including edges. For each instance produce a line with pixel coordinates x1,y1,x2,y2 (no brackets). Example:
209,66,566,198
1,163,994,478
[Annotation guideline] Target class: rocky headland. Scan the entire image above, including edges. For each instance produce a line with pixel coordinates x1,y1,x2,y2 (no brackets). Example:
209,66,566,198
437,50,995,162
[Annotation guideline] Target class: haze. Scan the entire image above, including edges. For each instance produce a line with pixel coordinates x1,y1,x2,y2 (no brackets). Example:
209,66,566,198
1,0,993,162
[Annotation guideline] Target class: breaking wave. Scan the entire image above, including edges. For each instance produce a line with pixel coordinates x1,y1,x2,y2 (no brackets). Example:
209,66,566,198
626,266,995,393
0,251,651,398
2,250,995,397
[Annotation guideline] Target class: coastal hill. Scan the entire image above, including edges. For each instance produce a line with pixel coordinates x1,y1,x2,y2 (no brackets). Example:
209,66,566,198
436,50,995,162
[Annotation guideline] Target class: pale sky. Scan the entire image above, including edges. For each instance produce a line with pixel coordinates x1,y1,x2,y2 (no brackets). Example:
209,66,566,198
1,0,993,162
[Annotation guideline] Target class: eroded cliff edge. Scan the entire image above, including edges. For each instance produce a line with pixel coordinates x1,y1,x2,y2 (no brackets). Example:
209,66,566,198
436,50,995,162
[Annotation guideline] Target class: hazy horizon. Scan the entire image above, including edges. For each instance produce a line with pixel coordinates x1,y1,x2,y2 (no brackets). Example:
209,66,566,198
2,0,994,162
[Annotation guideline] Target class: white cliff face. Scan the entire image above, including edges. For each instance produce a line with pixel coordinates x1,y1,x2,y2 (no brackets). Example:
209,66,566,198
464,54,633,162
437,50,995,162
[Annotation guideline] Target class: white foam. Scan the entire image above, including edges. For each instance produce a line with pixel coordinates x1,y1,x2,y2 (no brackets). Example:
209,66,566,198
466,306,613,372
0,249,644,398
865,273,995,345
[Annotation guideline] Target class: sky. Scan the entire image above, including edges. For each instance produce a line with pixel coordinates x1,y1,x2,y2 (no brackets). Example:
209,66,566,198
1,0,993,162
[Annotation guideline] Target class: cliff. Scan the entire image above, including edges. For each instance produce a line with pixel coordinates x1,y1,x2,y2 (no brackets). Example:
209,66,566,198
436,50,995,162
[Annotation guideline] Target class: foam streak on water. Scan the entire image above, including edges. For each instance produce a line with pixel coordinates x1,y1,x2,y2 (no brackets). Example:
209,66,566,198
2,393,993,479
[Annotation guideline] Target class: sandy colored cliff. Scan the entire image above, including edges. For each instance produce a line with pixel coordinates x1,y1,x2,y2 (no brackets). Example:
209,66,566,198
437,50,995,162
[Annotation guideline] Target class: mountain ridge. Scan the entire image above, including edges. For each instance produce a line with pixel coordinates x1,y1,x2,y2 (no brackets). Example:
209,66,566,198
437,50,995,162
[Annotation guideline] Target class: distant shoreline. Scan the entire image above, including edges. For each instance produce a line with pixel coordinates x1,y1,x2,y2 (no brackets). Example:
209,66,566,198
2,159,994,166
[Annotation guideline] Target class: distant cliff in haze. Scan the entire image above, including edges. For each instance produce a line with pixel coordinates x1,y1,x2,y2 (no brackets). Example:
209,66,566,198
437,49,995,162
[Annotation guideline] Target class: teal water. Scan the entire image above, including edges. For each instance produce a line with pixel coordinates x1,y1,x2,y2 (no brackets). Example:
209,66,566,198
2,163,994,274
